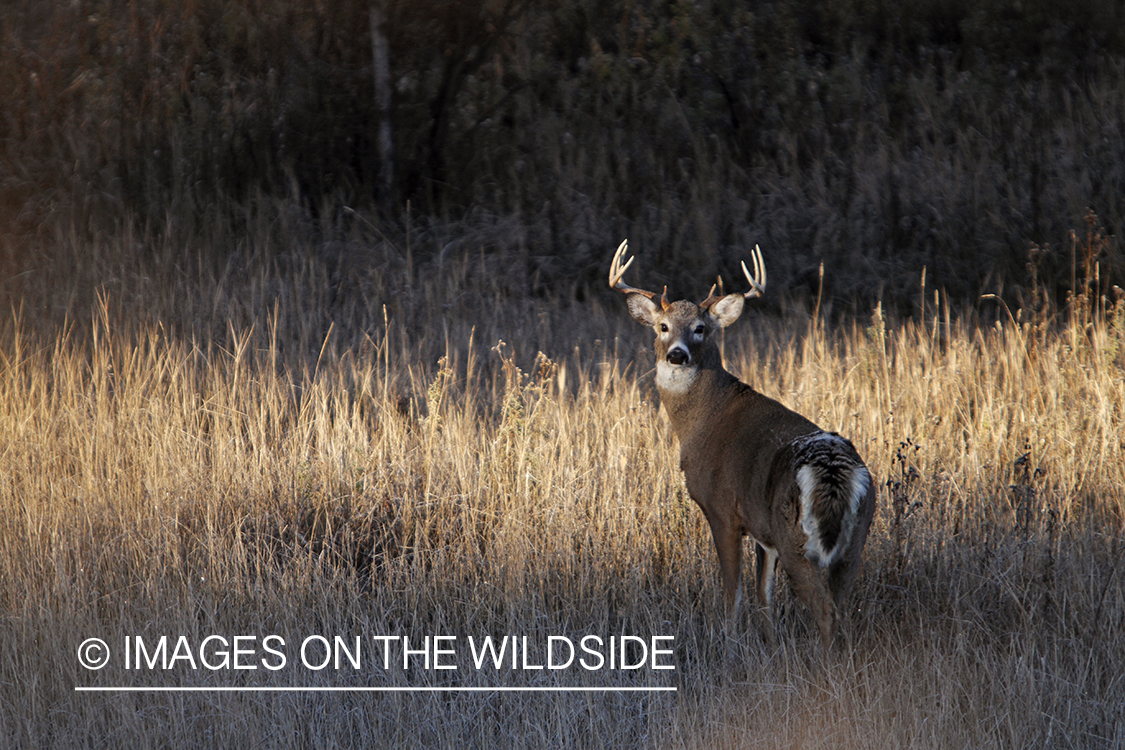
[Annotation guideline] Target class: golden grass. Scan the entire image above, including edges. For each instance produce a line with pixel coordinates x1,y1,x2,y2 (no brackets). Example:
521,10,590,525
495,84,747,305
1,219,1124,747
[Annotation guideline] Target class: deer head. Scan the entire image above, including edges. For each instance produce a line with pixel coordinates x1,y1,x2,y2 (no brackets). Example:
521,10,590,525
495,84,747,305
608,239,767,392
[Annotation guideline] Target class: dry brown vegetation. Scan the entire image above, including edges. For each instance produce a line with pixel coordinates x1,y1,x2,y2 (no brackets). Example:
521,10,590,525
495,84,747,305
1,203,1123,747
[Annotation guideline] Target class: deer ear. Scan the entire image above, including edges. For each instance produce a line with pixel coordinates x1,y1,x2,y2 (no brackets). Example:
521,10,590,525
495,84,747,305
626,294,661,326
708,294,745,328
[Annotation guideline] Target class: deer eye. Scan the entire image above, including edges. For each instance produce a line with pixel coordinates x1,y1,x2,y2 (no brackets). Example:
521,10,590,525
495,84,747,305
694,325,706,335
659,323,669,332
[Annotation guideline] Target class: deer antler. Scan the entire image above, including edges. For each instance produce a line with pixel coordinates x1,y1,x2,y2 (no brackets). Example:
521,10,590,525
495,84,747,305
698,245,768,309
740,244,767,299
609,240,669,310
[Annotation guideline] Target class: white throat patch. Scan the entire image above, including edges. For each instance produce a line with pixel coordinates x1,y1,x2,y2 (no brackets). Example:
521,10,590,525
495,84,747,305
656,359,698,395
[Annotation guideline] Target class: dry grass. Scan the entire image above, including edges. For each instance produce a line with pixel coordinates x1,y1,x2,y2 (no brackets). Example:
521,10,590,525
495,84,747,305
1,210,1123,747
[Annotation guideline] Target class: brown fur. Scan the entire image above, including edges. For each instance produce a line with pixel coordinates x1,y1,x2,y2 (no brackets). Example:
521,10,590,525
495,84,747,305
622,293,876,646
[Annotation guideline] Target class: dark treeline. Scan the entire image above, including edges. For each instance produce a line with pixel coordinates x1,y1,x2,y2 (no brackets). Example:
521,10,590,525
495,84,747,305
2,0,1123,312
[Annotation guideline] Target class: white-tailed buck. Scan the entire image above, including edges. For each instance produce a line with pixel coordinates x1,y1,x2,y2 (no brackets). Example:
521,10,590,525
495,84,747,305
610,240,876,645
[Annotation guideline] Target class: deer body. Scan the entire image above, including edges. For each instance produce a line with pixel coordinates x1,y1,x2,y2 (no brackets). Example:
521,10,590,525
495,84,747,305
611,242,875,645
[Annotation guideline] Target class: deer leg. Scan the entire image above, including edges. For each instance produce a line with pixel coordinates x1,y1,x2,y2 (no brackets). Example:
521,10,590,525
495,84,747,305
778,549,836,647
754,541,780,646
827,559,857,609
754,541,779,609
829,485,876,608
709,520,744,615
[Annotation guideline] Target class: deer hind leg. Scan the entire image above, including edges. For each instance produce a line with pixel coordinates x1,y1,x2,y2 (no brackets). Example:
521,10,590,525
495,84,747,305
828,483,876,608
778,547,836,647
827,557,858,610
825,536,866,646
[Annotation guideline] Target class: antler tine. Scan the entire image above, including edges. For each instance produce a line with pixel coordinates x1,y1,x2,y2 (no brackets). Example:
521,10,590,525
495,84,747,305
698,275,722,309
609,239,661,300
740,244,767,299
700,247,766,307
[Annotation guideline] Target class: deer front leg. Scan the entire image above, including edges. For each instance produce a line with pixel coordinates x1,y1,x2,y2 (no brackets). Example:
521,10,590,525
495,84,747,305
708,518,744,615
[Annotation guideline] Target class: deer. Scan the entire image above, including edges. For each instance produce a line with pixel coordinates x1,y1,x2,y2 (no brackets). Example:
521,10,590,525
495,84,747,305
609,240,876,646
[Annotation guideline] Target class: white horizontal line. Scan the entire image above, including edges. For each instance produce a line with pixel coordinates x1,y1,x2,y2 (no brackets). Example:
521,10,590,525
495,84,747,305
75,686,676,693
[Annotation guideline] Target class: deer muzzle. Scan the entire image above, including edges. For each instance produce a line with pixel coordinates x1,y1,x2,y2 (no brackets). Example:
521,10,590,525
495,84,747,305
666,346,690,366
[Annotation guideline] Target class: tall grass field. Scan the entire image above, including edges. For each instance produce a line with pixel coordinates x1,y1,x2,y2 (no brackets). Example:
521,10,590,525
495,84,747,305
1,206,1123,747
3,1,1125,747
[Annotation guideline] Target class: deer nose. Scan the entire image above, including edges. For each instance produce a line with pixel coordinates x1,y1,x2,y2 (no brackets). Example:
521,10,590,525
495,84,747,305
666,347,690,366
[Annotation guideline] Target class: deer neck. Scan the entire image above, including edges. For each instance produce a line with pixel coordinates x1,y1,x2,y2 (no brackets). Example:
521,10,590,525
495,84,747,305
656,359,740,439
